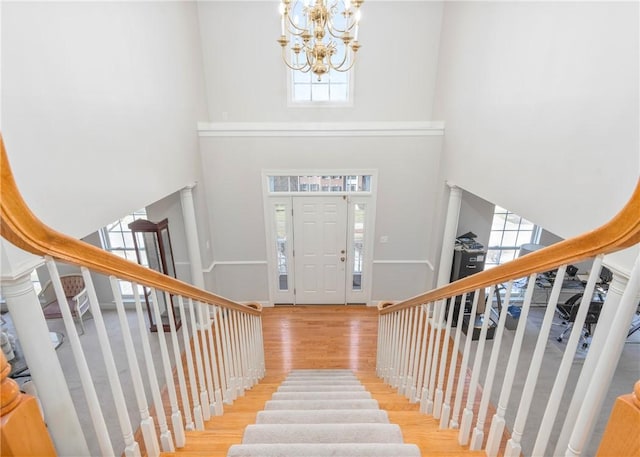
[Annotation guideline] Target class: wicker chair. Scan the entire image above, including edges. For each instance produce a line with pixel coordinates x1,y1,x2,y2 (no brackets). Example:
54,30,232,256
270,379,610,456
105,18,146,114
38,274,91,335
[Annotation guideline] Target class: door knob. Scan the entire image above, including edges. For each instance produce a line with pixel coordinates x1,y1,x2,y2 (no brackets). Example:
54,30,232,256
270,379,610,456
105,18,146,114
341,249,346,254
340,257,346,262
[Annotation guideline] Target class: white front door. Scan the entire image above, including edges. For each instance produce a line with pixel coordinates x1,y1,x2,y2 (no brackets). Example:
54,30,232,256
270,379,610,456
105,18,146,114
293,196,348,304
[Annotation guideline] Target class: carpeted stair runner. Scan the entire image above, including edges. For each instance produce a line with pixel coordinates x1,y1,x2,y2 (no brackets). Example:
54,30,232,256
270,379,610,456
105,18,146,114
227,369,420,457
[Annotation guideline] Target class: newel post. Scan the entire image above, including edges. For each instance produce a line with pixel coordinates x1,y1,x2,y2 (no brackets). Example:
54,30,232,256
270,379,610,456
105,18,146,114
2,270,89,456
1,351,56,456
596,380,640,456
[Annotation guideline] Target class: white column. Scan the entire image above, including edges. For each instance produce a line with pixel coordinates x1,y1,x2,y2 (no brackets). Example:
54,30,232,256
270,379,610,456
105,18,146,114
436,183,463,288
180,184,205,289
2,272,90,456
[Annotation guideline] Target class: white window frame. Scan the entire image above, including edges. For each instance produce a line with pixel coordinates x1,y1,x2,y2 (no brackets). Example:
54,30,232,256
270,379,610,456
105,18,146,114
485,206,541,269
287,67,355,107
99,209,148,296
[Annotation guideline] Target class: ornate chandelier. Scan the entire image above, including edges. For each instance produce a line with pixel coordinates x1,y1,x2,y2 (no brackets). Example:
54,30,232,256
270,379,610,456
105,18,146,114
278,0,363,81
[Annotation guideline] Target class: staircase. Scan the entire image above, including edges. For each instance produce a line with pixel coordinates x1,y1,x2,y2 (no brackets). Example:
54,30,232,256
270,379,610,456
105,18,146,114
227,369,421,457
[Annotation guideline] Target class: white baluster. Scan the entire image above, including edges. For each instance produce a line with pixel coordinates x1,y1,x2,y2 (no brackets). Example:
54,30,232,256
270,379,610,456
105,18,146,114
434,296,458,418
376,314,384,376
246,312,258,384
132,284,174,451
459,286,495,446
231,310,244,397
415,304,430,403
427,299,446,416
212,306,228,399
110,277,160,457
396,309,405,386
530,256,604,457
196,302,217,415
398,308,412,394
204,304,224,415
450,290,480,429
162,292,194,431
221,307,236,401
176,296,204,430
239,312,250,389
408,304,425,402
420,302,438,414
257,314,266,377
187,299,210,421
387,312,399,385
564,254,640,457
148,288,185,448
80,268,140,457
440,293,467,429
485,273,537,457
469,281,514,450
502,268,566,456
405,307,420,398
394,310,405,389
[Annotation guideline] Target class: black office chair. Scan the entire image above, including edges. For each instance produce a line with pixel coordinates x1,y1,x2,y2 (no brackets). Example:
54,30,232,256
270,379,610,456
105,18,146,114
556,267,610,348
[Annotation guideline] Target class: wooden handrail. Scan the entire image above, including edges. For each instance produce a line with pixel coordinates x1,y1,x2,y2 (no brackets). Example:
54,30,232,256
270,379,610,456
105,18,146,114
0,135,259,316
381,178,640,315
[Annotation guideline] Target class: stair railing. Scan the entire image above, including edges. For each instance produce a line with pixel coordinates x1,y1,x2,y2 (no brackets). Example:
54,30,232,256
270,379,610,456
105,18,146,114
377,179,640,457
0,136,265,457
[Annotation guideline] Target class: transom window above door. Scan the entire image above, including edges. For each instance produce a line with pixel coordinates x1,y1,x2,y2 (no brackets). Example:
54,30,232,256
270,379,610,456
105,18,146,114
268,175,372,193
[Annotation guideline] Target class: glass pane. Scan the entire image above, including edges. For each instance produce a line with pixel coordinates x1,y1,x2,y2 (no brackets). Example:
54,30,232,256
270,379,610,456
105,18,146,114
352,203,365,290
361,176,371,191
272,176,290,192
293,69,311,83
122,232,135,249
275,204,289,291
516,230,534,246
331,70,348,84
486,249,501,266
109,232,125,248
288,176,299,192
501,231,518,247
519,219,534,231
161,229,175,277
489,231,503,247
499,249,518,263
267,175,372,194
311,84,330,101
492,213,507,231
294,84,311,101
331,83,348,101
504,213,521,230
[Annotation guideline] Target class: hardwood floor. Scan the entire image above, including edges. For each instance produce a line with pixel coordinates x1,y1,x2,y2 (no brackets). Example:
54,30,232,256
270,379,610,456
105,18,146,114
163,305,488,456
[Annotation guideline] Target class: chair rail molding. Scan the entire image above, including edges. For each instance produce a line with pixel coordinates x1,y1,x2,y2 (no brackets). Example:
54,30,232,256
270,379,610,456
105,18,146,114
197,121,445,137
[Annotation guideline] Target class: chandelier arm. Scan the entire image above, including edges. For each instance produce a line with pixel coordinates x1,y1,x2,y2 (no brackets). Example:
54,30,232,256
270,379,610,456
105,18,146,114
326,15,355,36
329,52,357,73
281,47,311,72
284,0,310,35
328,46,350,71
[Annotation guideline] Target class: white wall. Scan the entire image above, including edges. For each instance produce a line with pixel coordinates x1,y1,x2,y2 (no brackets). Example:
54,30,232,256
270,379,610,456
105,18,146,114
196,1,443,122
1,1,209,240
199,134,443,303
432,1,639,272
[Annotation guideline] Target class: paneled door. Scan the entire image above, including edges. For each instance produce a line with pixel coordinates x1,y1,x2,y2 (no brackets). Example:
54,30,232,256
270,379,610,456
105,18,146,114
293,196,348,304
